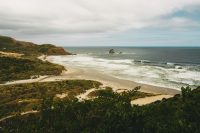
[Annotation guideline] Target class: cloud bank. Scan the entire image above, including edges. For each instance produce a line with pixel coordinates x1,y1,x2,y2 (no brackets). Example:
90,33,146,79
0,0,200,46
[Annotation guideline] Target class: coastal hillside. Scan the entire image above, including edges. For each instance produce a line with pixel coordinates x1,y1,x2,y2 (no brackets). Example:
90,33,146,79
0,35,71,56
0,35,71,83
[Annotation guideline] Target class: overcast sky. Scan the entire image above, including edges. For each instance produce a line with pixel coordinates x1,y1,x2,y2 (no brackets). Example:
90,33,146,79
0,0,200,46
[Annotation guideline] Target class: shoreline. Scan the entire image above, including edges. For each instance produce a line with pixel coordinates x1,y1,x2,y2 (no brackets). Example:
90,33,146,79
1,55,180,95
43,56,180,95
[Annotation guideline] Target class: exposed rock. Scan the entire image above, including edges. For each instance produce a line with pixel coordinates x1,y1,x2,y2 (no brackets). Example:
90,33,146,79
47,47,70,55
109,49,115,54
37,44,71,55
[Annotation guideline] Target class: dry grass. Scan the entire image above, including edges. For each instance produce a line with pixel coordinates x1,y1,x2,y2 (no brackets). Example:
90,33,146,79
0,51,23,58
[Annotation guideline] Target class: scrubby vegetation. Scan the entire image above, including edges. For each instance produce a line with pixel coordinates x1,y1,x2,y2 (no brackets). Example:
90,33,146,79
0,56,65,83
0,35,72,83
0,80,102,118
88,86,154,100
0,86,200,133
0,35,70,56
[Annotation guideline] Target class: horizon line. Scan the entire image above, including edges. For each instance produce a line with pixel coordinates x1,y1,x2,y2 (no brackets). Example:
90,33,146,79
63,46,200,48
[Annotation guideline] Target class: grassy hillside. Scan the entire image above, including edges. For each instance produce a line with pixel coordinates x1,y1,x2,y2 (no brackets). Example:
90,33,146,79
0,86,199,133
0,35,71,83
0,35,71,56
0,56,65,83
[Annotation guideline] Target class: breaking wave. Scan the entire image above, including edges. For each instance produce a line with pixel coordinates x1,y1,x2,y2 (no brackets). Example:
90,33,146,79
48,54,200,90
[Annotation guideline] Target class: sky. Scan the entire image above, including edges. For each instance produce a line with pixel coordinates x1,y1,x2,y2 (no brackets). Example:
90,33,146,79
0,0,200,46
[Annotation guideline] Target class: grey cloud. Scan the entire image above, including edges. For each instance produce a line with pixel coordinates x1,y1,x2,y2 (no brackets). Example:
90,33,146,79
0,0,200,45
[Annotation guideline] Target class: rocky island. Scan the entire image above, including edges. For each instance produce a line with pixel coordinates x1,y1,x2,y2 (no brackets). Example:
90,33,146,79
109,49,115,54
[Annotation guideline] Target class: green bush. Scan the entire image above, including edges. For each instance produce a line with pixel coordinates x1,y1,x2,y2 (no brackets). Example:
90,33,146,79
1,86,200,133
0,80,102,118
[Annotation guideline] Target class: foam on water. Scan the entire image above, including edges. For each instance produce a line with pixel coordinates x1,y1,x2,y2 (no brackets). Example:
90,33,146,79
48,54,200,90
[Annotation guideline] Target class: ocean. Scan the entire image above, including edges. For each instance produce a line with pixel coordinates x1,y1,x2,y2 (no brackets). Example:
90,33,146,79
55,47,200,90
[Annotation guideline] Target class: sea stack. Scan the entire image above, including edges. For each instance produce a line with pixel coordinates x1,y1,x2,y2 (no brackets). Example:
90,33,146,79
109,49,115,54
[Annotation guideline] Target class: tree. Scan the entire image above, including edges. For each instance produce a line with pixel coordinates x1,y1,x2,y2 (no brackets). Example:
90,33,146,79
181,86,192,100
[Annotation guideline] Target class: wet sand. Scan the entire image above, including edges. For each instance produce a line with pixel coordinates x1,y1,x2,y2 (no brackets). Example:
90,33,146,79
41,63,180,95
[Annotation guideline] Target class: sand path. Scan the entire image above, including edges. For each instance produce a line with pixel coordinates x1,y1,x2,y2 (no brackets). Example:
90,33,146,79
76,88,97,101
0,110,38,122
0,51,23,57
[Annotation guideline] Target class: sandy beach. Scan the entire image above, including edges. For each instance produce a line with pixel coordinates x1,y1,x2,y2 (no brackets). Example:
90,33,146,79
43,55,180,95
41,65,180,95
42,63,181,104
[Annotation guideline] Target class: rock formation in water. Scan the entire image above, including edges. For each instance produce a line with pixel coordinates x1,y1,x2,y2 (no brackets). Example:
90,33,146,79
109,49,115,54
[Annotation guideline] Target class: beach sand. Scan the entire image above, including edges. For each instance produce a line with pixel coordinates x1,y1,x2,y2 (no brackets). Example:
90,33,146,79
131,95,173,106
41,63,180,95
41,65,180,105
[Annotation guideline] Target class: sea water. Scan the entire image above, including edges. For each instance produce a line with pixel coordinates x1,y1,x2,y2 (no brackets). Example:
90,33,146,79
51,47,200,90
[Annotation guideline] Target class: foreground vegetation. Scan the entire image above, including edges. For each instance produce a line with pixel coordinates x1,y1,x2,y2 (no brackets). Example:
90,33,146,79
0,80,102,118
0,86,199,133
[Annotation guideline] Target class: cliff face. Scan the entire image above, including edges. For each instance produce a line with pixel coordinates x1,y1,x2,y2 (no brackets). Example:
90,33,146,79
46,47,70,55
0,35,71,56
38,44,71,55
